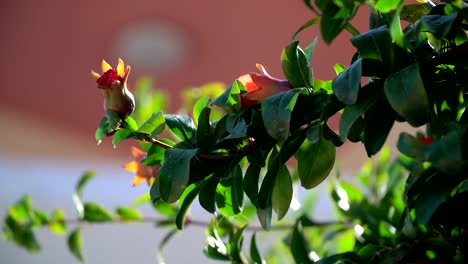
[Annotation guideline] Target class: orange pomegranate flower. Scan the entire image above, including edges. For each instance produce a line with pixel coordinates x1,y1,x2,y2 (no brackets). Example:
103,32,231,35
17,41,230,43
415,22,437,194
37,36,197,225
123,147,157,187
239,64,291,110
91,58,135,118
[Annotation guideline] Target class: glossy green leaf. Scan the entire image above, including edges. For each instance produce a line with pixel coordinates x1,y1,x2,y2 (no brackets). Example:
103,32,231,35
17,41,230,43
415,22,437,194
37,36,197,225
83,203,113,222
243,163,261,208
176,181,203,229
164,114,196,143
272,165,292,220
106,109,122,133
384,63,430,127
332,58,362,105
199,176,219,213
152,200,178,218
281,41,313,88
116,207,143,221
295,127,335,189
292,17,321,40
262,88,305,141
321,2,356,44
216,165,244,216
351,26,393,63
339,81,383,141
112,128,132,145
138,112,166,137
290,222,314,264
363,100,396,156
212,80,246,112
150,176,162,202
193,97,211,124
159,148,198,203
425,128,465,173
396,132,426,160
316,252,360,264
375,0,403,13
67,228,84,262
250,233,266,264
49,209,66,235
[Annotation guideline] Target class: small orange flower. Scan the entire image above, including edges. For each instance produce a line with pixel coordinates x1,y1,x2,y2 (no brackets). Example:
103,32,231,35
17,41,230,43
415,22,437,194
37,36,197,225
91,58,135,118
123,147,157,187
239,64,291,110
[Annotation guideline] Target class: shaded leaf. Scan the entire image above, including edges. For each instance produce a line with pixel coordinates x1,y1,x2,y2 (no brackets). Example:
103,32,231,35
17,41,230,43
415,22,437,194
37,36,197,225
281,41,313,88
250,233,266,264
332,58,362,105
272,165,292,220
176,181,204,229
164,114,196,143
216,165,244,216
243,163,261,208
138,112,166,137
199,176,219,214
67,228,84,262
290,222,313,264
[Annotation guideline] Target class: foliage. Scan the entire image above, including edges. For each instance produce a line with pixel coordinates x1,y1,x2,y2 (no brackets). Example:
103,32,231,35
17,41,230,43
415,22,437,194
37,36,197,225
3,0,468,263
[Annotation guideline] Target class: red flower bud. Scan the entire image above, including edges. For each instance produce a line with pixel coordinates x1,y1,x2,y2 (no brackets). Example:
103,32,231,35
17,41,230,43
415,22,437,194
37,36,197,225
419,137,433,144
239,64,291,110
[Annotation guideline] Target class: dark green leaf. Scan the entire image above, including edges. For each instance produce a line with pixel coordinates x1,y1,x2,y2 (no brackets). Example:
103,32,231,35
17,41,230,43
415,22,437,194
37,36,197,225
397,132,426,160
164,114,196,142
257,206,272,231
401,4,430,23
4,215,41,252
290,222,314,264
339,81,383,141
112,128,133,145
83,203,113,222
272,165,292,220
199,175,219,213
281,41,313,88
49,209,66,235
243,163,261,208
116,207,143,221
67,228,84,262
363,100,396,156
216,165,244,216
292,17,321,40
176,181,203,229
384,63,430,127
196,107,213,151
159,148,198,203
316,252,361,264
321,2,356,44
138,112,166,137
106,109,122,133
332,58,362,105
422,13,458,39
262,88,305,141
351,26,393,64
425,128,465,173
295,127,335,189
250,233,265,264
150,176,162,203
212,80,246,112
228,225,247,262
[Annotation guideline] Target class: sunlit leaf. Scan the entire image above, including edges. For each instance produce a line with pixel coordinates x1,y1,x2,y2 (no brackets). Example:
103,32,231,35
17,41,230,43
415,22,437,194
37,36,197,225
83,203,113,222
67,228,84,262
116,207,143,221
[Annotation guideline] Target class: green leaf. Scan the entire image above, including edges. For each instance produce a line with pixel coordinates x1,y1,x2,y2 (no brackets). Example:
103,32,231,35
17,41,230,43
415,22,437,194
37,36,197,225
67,228,84,262
295,127,335,189
351,26,393,63
157,229,178,263
332,58,362,105
281,41,313,88
228,225,247,263
316,252,360,264
272,165,292,220
339,81,383,141
384,63,430,127
292,17,321,40
73,171,96,217
124,116,138,131
138,112,166,137
216,165,244,216
290,222,314,264
3,215,41,252
152,200,179,219
321,2,356,44
262,88,305,141
199,176,219,214
150,176,162,203
250,233,265,264
193,97,211,123
257,207,272,231
243,163,261,208
133,193,151,206
176,181,203,229
116,207,143,221
363,100,396,156
106,109,122,133
49,209,66,235
389,5,407,48
375,0,403,13
95,116,109,143
425,128,465,173
112,128,133,145
197,107,214,151
159,148,198,203
212,80,246,112
164,114,196,143
83,203,113,222
8,195,33,223
422,13,458,39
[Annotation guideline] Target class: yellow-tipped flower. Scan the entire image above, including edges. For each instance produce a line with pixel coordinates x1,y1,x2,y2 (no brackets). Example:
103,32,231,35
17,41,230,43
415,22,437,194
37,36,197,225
123,147,157,187
91,58,135,118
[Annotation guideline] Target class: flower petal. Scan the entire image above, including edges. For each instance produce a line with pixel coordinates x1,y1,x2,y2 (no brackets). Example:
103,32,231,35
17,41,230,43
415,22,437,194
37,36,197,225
91,70,101,80
101,60,112,73
123,161,140,173
131,146,146,160
117,58,125,77
238,74,258,92
132,175,146,187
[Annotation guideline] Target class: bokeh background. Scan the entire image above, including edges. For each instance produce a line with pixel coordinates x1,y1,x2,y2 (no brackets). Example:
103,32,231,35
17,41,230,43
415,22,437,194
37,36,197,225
1,0,415,263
